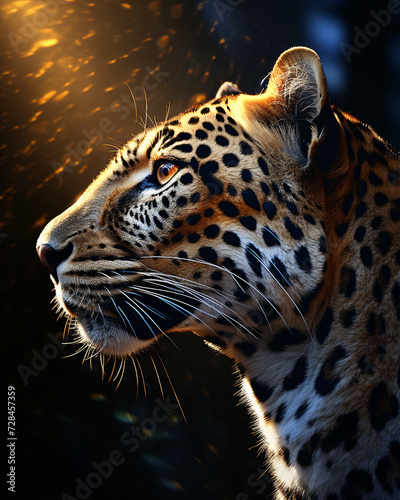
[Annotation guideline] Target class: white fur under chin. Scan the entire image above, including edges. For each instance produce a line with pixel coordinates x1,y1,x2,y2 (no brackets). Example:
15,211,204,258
76,320,155,357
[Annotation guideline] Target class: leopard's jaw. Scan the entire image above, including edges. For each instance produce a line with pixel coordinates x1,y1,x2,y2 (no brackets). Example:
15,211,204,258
37,47,400,499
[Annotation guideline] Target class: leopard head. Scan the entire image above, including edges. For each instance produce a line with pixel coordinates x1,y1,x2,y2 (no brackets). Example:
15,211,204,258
37,47,339,359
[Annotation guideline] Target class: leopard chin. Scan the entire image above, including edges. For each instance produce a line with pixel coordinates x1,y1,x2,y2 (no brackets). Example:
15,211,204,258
75,315,156,358
52,284,143,357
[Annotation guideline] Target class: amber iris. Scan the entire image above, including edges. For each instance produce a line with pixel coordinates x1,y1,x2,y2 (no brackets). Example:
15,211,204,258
157,162,179,185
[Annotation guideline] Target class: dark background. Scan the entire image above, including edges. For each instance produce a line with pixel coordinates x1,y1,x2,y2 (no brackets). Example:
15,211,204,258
2,1,399,499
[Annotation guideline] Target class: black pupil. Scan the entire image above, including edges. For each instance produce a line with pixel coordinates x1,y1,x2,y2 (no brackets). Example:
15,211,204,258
161,165,171,176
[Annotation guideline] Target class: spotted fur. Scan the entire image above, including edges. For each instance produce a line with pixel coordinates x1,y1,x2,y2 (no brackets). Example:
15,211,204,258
37,47,400,499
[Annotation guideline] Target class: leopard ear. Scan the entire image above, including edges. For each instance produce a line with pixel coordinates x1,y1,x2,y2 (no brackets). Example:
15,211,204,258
263,46,328,123
215,81,242,98
232,47,332,165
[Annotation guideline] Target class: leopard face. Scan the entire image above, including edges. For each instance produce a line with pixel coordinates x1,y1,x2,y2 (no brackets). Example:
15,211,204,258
37,48,327,358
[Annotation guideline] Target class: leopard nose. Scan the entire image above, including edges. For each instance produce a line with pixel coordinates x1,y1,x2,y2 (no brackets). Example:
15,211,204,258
37,242,74,283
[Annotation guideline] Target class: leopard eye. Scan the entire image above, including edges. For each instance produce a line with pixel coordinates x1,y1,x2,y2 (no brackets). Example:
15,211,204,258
157,162,179,185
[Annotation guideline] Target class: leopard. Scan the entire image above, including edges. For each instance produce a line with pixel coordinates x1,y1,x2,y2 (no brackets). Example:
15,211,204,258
37,47,400,499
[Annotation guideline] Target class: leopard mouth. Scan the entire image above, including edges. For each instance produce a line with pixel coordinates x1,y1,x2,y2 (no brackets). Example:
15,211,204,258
62,283,201,356
75,313,152,356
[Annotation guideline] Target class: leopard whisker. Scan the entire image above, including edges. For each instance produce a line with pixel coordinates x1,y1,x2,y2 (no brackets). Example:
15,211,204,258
129,354,140,400
100,352,106,379
63,316,72,340
142,277,258,339
62,342,90,358
154,349,186,424
127,285,220,337
121,290,181,351
113,357,126,390
120,266,238,305
247,247,311,338
138,270,253,335
125,81,138,126
128,283,220,323
269,259,292,288
149,351,164,401
136,356,147,400
164,101,171,122
118,357,127,390
108,356,118,384
123,298,158,338
104,287,137,338
118,303,138,337
97,303,106,324
83,344,99,365
120,289,166,328
98,270,113,280
139,255,290,334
